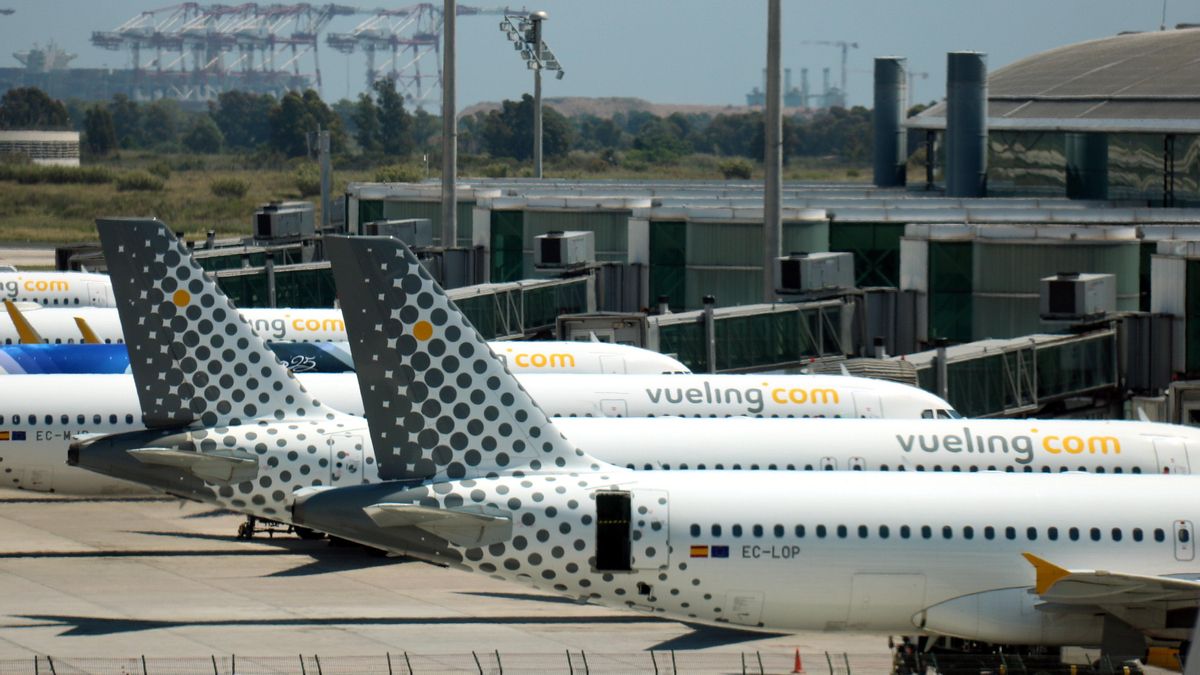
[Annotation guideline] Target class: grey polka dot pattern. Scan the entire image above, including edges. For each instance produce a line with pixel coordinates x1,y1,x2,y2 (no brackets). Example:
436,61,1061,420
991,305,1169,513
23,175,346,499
325,235,600,482
96,219,336,428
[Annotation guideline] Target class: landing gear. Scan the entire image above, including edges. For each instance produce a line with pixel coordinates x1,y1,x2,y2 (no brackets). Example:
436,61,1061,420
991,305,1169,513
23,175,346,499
235,515,326,541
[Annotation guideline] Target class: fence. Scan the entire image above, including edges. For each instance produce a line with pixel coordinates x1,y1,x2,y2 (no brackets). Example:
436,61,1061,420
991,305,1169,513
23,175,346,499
0,651,1152,675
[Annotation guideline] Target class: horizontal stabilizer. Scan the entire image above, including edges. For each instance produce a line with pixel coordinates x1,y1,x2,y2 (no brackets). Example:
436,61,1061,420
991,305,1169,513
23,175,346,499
1023,552,1200,604
127,447,259,484
363,503,512,547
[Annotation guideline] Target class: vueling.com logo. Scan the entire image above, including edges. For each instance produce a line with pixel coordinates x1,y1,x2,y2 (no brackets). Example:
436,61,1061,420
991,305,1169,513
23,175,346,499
4,278,69,297
644,382,839,414
896,426,1121,465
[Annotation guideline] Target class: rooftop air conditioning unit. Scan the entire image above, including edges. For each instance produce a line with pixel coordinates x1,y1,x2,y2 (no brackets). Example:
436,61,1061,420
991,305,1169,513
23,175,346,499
254,201,315,241
1040,272,1116,320
535,230,594,270
363,219,434,247
777,251,855,294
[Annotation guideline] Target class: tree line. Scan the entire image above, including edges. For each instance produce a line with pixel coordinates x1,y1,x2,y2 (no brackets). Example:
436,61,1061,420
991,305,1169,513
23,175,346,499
0,84,877,166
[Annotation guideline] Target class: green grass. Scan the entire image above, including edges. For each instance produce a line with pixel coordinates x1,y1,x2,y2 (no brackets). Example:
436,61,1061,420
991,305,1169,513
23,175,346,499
0,152,868,245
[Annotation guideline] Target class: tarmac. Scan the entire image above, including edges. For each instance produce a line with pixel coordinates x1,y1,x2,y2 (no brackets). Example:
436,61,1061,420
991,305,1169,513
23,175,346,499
0,492,894,670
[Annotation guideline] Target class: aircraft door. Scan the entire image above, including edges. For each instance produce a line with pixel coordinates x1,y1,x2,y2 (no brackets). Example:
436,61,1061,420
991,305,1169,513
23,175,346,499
853,392,882,418
595,491,632,571
327,433,364,486
630,489,669,570
600,355,627,374
600,399,628,418
87,283,109,307
820,456,838,471
1175,520,1195,562
1155,438,1191,474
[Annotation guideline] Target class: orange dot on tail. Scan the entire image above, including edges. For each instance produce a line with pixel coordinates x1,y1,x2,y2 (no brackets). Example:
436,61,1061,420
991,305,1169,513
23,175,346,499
413,320,433,341
172,290,191,307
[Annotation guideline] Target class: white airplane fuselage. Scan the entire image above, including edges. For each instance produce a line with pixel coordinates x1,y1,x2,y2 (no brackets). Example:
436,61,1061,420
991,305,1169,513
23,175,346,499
0,272,114,307
292,469,1200,644
5,370,966,494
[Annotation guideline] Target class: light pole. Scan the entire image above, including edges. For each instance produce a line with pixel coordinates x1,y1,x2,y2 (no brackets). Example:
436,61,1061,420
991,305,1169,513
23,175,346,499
441,0,456,247
499,11,564,178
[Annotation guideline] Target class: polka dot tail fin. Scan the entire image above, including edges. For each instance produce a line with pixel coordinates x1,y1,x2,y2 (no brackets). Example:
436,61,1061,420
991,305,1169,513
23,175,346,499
324,235,605,482
95,218,338,429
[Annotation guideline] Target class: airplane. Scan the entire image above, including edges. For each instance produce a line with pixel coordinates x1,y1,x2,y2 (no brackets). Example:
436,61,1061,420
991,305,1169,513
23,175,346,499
0,271,114,307
67,224,1200,664
0,297,690,374
0,340,694,376
16,373,1194,494
291,233,1200,665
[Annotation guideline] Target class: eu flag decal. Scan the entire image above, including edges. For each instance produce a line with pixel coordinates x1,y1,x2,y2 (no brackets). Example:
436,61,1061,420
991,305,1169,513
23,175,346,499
711,545,730,558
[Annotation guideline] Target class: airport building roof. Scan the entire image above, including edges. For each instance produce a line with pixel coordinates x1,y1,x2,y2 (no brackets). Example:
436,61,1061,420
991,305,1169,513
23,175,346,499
908,27,1200,134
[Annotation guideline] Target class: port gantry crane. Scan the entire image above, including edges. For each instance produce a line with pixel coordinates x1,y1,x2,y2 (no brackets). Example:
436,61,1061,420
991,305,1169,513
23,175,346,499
91,3,355,101
91,2,521,105
326,3,521,107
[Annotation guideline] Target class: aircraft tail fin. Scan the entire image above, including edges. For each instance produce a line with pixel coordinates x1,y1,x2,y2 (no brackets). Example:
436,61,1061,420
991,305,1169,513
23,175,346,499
95,218,336,428
325,235,603,482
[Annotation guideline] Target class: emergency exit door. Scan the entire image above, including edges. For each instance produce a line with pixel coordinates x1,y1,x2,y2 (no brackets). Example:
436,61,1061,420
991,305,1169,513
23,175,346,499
853,392,882,418
1155,438,1191,474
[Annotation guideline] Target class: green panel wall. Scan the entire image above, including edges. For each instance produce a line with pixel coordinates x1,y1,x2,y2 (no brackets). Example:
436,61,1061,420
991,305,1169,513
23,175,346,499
830,222,906,287
490,210,525,283
1189,260,1200,376
928,241,973,342
685,268,759,310
649,221,687,312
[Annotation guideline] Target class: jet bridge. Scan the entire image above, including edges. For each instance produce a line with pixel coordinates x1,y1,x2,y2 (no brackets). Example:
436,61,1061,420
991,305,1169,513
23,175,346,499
899,329,1120,418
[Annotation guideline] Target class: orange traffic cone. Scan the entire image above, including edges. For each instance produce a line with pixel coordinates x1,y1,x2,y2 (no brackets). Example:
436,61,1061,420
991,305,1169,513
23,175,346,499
792,648,804,673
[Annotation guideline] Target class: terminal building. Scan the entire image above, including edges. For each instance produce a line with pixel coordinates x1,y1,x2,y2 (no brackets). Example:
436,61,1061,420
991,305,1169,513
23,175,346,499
61,25,1200,422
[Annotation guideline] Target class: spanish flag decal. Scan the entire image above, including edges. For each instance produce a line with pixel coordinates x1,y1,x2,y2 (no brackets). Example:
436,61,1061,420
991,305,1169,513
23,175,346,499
690,545,709,558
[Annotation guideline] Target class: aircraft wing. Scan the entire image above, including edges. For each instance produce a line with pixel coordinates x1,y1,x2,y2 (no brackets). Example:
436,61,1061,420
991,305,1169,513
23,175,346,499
363,503,512,547
127,448,259,484
1024,553,1200,604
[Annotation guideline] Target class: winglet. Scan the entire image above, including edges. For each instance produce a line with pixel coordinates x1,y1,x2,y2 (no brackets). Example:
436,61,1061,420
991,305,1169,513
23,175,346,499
73,317,102,344
1022,552,1071,594
4,299,42,344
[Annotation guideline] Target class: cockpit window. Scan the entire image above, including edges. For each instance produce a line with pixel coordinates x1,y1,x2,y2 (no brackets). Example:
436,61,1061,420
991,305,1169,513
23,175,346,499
921,409,935,419
938,409,962,419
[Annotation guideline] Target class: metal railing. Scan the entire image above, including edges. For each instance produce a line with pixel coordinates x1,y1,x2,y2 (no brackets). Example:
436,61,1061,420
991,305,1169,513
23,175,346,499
3,651,1153,674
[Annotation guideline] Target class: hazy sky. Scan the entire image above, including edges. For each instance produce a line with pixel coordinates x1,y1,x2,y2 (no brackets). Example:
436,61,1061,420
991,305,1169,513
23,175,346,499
0,1,1186,109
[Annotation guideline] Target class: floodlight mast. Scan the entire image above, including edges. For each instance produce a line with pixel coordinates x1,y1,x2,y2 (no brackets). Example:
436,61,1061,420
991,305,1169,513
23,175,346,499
498,10,564,179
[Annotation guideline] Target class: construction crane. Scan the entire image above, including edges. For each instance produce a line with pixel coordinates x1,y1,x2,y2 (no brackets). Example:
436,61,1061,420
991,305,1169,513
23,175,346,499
327,3,520,107
91,3,355,101
799,39,858,107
